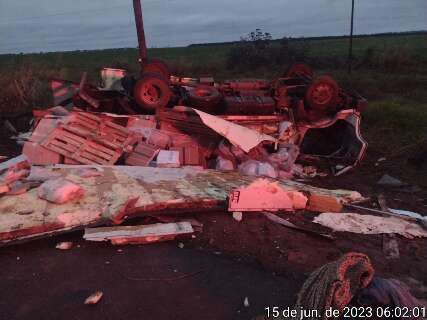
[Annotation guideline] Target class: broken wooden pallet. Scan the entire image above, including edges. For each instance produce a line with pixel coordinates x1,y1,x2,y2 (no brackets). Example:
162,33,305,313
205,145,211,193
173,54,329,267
41,127,122,165
67,112,135,148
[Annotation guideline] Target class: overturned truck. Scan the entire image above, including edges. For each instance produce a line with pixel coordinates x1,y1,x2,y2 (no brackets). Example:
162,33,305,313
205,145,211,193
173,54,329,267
49,66,367,175
46,1,367,176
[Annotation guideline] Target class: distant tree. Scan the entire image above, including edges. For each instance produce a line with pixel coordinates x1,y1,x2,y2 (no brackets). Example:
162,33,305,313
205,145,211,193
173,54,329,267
240,28,273,50
227,28,273,70
226,29,311,70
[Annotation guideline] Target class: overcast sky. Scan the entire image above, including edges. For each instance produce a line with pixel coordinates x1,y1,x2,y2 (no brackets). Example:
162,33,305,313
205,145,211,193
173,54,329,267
0,0,426,54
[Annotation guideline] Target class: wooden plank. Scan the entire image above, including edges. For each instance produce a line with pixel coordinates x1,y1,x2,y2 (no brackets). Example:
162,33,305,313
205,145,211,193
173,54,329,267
85,141,116,157
135,143,159,156
104,121,130,135
78,151,108,164
43,144,75,159
184,146,201,166
48,140,78,153
83,222,194,245
68,125,130,150
125,155,150,166
67,113,133,151
54,130,85,144
72,116,99,131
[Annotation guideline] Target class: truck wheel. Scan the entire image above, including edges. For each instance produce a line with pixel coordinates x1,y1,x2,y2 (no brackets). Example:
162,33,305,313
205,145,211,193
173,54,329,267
187,85,222,112
143,58,171,80
305,76,339,112
133,72,172,111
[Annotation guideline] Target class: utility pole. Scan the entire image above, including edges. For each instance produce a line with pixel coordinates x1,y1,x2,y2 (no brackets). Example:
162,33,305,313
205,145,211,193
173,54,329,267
348,0,355,74
133,0,148,71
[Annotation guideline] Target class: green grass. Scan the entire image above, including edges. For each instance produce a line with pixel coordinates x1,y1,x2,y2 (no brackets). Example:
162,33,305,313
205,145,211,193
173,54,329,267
1,33,425,81
0,33,426,159
363,99,427,153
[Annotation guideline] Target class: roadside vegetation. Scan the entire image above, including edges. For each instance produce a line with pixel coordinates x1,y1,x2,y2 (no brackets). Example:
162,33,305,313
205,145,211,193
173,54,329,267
0,31,426,168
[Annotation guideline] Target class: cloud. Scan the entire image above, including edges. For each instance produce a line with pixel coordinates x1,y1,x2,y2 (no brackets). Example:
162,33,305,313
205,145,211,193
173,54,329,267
0,0,426,53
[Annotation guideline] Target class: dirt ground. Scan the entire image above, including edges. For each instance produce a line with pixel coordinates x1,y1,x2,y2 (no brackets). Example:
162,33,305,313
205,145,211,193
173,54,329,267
1,135,427,320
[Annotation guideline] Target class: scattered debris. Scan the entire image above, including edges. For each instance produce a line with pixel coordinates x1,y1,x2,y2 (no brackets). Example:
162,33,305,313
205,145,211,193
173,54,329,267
10,132,32,146
382,234,400,259
150,215,203,232
20,100,366,176
229,179,308,212
83,222,194,245
37,178,85,204
264,212,334,240
243,297,250,307
125,141,159,166
232,212,243,222
0,185,10,194
389,208,427,221
377,194,400,259
191,108,276,153
375,157,386,166
377,174,406,188
26,166,62,182
84,291,103,305
238,160,278,178
345,203,427,230
0,155,31,195
56,241,73,250
157,150,181,168
0,165,362,244
314,213,427,238
215,156,234,171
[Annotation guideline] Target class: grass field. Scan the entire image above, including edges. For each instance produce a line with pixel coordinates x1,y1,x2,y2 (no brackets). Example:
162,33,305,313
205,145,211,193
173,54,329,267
1,33,426,158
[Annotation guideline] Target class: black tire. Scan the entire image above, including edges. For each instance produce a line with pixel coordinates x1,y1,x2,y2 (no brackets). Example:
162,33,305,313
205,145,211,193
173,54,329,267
285,63,314,78
187,85,222,112
143,58,171,80
121,75,137,94
305,76,339,112
133,72,172,111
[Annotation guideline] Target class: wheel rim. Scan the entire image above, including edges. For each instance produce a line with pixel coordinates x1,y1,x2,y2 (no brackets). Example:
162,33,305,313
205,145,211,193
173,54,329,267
311,83,334,105
141,83,161,104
